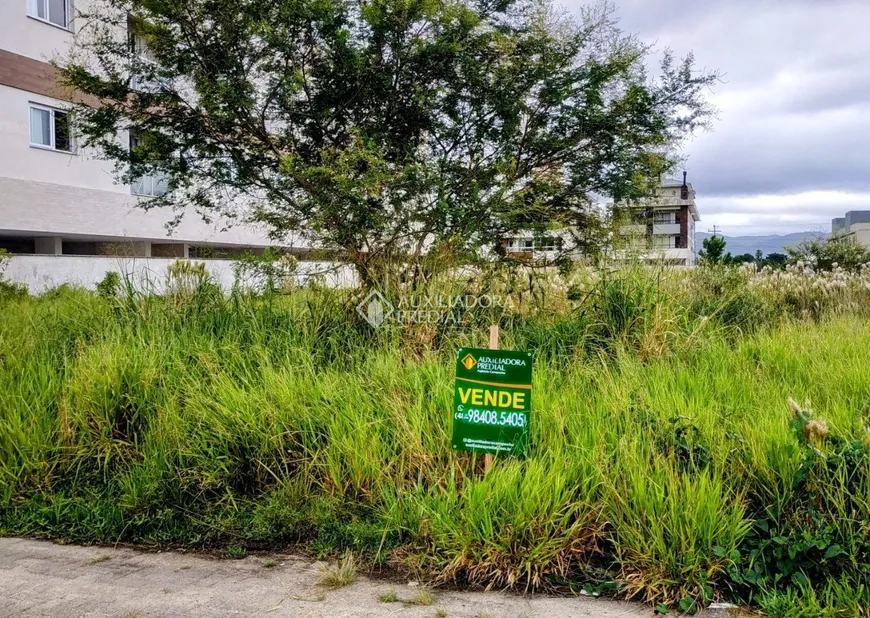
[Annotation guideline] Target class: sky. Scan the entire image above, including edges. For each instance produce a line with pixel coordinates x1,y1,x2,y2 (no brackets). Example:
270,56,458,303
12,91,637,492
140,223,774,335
566,0,870,235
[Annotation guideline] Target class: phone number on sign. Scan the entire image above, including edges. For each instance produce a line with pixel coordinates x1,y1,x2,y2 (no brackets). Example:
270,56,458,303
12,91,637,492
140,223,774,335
455,407,527,427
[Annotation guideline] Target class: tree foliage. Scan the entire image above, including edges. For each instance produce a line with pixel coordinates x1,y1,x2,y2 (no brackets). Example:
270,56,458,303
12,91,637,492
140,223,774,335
60,0,717,283
786,236,870,272
698,234,727,264
762,252,787,269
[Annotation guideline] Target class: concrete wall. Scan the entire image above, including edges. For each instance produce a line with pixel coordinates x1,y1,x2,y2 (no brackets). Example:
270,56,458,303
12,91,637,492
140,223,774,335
830,212,870,247
843,227,870,249
0,86,300,248
844,211,870,230
0,0,77,62
0,176,299,247
4,255,357,294
856,229,870,247
0,85,127,193
0,85,284,247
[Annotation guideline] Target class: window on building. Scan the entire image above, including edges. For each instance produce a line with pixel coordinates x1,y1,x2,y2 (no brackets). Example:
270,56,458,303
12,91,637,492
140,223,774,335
629,210,648,224
652,235,676,250
653,211,675,224
30,104,73,152
506,236,562,253
129,132,169,197
28,0,69,28
535,236,562,251
127,15,171,93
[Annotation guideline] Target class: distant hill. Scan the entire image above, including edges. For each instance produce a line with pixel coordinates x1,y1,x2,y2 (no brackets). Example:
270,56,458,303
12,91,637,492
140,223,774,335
694,231,827,257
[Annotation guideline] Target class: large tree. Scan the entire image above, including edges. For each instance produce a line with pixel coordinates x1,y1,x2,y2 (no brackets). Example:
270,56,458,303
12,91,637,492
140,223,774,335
61,0,716,285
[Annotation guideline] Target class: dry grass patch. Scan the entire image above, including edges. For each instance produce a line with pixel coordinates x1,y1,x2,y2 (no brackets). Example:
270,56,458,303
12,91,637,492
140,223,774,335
412,587,436,606
317,551,358,588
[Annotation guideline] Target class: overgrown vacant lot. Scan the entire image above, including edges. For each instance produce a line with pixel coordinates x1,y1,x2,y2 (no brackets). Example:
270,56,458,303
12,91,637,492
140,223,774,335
1,266,868,617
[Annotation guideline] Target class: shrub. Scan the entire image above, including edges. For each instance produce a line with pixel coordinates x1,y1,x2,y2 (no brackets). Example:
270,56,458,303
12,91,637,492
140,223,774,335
0,249,28,303
786,236,870,272
96,271,122,298
233,249,298,295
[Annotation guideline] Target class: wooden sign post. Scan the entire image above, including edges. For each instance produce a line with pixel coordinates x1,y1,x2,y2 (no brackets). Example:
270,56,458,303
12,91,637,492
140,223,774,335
484,325,499,473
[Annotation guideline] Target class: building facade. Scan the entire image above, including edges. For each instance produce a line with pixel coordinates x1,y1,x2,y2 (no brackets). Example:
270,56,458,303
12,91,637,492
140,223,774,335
500,175,702,265
617,173,700,266
0,0,283,262
831,211,870,248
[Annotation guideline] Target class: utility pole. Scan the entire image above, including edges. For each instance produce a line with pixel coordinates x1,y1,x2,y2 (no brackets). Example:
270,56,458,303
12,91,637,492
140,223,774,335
708,225,722,237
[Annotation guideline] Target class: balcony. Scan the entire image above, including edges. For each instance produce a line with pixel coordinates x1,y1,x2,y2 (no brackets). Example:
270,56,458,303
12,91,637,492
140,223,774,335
619,224,646,235
653,223,680,235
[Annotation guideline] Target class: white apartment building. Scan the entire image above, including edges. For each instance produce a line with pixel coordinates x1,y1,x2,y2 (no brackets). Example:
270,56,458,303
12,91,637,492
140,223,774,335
0,1,294,272
501,175,701,265
616,173,700,266
831,211,870,248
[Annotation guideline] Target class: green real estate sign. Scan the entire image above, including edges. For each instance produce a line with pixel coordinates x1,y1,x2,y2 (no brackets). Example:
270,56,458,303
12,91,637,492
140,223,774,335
451,347,533,456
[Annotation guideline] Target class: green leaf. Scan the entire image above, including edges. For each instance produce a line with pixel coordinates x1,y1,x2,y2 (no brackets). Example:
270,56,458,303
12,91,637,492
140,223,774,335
824,544,843,559
727,567,744,585
712,545,727,557
655,603,669,615
791,571,810,589
678,597,698,615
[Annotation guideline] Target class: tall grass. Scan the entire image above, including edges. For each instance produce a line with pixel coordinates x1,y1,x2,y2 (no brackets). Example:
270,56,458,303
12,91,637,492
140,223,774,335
0,264,868,615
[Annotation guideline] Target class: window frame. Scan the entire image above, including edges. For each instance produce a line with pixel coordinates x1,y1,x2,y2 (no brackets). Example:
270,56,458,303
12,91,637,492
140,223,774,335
506,236,562,253
128,14,172,93
29,102,74,153
652,235,676,250
653,211,676,224
27,0,71,30
534,236,562,252
129,131,169,197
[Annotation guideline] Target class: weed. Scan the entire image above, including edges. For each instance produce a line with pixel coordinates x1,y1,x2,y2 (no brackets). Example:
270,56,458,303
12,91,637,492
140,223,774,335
317,551,357,588
87,555,111,565
1,266,869,616
435,610,448,618
96,271,121,298
412,587,436,606
226,546,247,560
0,249,27,304
263,560,276,568
378,589,398,602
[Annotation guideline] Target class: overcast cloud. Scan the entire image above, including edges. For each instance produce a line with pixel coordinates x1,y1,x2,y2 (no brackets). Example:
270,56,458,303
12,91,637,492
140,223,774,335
564,0,870,234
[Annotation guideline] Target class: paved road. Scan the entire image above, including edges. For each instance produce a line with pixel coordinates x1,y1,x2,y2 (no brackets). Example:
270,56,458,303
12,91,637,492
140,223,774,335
0,538,737,617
